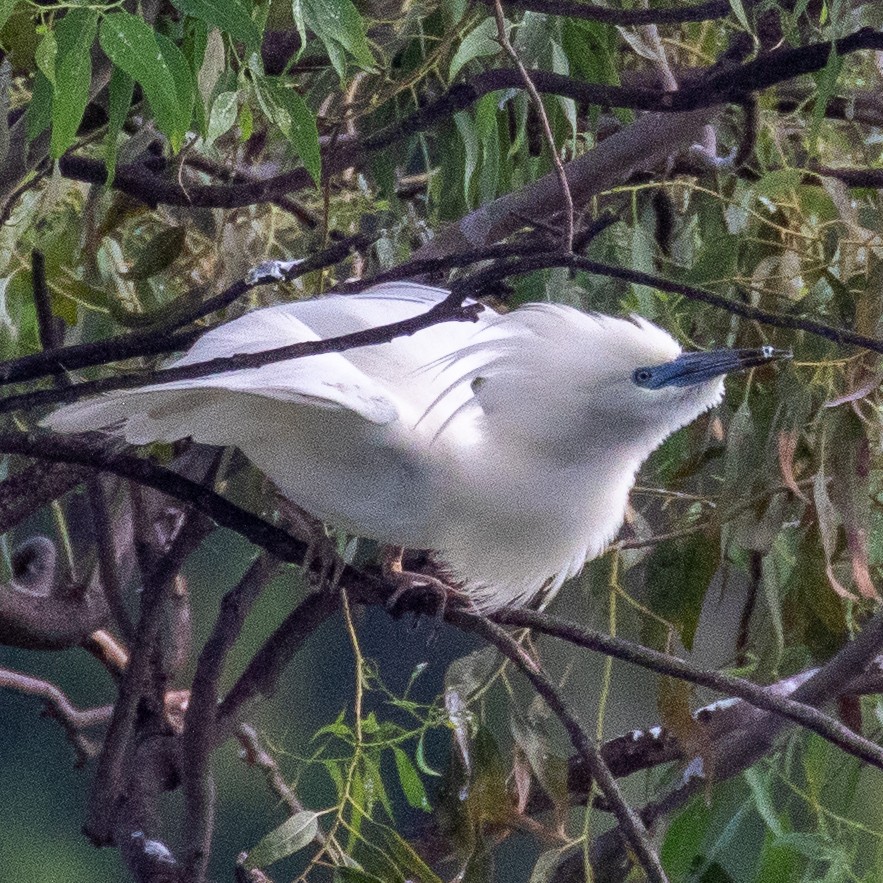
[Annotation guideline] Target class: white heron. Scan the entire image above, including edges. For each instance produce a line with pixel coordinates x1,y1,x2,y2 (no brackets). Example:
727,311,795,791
44,281,787,610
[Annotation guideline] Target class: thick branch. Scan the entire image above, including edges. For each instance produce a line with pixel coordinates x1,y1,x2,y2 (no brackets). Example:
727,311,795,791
485,0,742,25
182,554,280,882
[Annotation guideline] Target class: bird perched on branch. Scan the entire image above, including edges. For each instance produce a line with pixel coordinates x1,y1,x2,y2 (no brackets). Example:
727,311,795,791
44,280,787,610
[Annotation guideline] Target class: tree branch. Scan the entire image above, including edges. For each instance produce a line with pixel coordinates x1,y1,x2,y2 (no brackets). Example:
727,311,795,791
450,611,669,883
0,232,374,388
0,666,113,765
495,608,883,771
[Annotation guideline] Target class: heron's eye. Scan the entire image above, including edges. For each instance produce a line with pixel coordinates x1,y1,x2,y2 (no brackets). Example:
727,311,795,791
633,368,654,386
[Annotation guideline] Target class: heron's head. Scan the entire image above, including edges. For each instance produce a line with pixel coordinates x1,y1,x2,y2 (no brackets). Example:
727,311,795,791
571,312,790,449
474,306,789,459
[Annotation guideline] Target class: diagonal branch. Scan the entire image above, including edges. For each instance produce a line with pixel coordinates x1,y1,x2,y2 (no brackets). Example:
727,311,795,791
496,608,883,771
0,666,113,765
450,610,669,883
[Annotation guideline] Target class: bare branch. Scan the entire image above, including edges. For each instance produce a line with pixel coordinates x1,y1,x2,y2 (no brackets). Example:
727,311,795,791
493,0,574,251
216,588,342,738
483,0,743,26
0,666,112,765
0,232,374,388
182,554,281,882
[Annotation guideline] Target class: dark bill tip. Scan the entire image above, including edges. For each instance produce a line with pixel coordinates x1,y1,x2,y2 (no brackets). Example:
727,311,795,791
634,346,792,389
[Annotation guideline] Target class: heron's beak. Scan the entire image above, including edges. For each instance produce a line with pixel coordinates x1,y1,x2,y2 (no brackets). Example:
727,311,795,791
654,346,792,388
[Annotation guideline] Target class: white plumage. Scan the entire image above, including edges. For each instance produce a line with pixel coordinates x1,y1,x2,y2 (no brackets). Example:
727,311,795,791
44,281,782,610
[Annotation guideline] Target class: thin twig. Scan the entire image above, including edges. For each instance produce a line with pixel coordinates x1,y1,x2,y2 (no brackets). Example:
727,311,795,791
0,295,482,414
216,589,342,738
0,232,374,388
493,0,573,251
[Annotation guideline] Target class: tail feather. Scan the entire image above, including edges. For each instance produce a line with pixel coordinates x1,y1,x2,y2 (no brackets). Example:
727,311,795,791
42,388,256,446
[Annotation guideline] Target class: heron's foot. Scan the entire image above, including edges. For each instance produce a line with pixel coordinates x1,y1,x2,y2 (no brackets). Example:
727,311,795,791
380,546,472,625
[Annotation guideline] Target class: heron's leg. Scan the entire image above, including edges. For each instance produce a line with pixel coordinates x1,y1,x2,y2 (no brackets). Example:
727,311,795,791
277,498,340,590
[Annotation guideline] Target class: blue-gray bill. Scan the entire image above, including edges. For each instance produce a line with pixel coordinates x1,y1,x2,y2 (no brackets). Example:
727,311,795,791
633,346,792,390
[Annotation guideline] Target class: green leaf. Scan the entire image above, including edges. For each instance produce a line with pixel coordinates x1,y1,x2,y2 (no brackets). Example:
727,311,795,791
644,533,719,651
529,849,569,883
562,18,618,85
744,768,785,837
105,66,134,185
302,0,374,76
25,70,52,142
661,798,710,878
728,0,752,32
257,77,321,185
206,89,238,146
124,226,186,280
378,825,445,883
196,26,225,113
170,0,261,54
99,13,182,148
34,29,57,86
0,0,17,32
244,810,319,869
322,759,345,799
454,111,478,202
50,9,99,159
449,17,500,81
313,709,352,741
290,0,307,51
392,747,430,811
155,32,195,150
238,97,253,140
415,731,441,777
755,169,801,201
811,47,842,148
361,751,394,820
774,831,835,863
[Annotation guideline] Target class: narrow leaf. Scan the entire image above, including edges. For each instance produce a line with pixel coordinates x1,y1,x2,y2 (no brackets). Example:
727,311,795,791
155,32,195,150
257,77,320,185
105,66,134,185
34,30,57,87
392,747,430,812
244,811,319,869
303,0,374,72
50,9,99,158
25,71,53,142
99,13,181,145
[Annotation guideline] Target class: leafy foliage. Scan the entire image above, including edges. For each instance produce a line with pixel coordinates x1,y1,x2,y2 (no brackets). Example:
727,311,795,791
1,0,883,881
